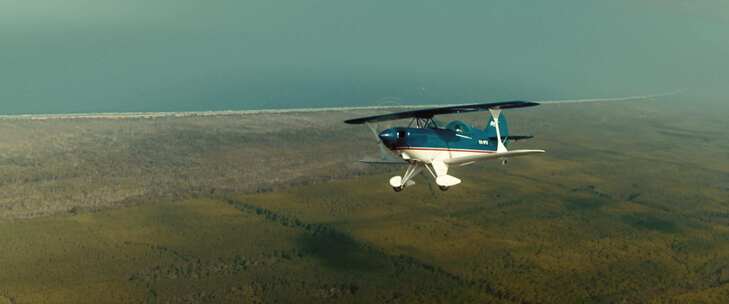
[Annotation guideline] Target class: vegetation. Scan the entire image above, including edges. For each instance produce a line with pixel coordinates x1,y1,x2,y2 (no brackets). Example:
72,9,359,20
0,110,389,219
0,100,727,302
0,198,508,303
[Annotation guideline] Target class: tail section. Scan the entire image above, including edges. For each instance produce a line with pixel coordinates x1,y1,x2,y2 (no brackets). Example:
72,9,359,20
484,112,533,149
484,113,509,139
485,109,508,152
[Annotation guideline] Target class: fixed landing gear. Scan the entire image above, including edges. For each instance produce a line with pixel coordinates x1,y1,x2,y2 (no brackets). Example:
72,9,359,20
389,162,423,193
388,162,460,192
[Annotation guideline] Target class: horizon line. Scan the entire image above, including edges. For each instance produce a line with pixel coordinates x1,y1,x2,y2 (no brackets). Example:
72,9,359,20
0,104,448,121
0,91,678,121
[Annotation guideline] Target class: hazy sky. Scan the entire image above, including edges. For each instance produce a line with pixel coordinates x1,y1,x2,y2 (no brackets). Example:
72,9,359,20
1,0,727,114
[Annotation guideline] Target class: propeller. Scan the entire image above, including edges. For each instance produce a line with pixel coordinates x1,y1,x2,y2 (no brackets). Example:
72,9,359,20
365,122,402,163
359,99,408,164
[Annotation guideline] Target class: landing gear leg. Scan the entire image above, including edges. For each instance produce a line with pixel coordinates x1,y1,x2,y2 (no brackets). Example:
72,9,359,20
389,162,422,192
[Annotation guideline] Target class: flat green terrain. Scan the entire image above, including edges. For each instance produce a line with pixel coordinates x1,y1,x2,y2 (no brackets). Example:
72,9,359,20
0,198,497,303
0,99,727,303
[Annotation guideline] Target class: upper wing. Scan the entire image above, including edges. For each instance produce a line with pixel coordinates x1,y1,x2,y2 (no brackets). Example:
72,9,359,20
344,101,539,124
343,91,679,125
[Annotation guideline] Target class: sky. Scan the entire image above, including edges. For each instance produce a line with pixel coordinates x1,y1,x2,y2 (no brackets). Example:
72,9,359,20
1,0,728,114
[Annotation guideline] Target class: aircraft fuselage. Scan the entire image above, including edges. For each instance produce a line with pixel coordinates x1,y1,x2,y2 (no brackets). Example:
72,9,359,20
378,124,502,164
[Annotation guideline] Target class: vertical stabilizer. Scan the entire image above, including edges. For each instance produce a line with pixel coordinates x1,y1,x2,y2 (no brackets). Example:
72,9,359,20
486,109,509,152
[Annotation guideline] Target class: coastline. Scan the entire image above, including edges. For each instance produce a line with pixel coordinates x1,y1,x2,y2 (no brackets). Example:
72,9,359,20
0,104,444,121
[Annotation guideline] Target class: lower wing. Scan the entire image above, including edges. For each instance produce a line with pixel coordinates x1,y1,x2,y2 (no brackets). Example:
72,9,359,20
447,149,545,164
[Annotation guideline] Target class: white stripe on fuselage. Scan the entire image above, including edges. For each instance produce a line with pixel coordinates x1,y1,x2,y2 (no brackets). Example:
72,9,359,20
393,147,497,164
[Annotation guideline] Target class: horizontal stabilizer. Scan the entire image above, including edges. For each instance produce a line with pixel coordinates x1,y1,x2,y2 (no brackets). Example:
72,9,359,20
489,135,533,141
490,149,545,159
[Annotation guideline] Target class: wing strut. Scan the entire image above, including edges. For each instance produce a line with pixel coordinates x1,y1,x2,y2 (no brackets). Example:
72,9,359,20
389,162,423,190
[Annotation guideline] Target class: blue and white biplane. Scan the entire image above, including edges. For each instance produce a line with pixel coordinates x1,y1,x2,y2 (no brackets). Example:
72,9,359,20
345,94,671,192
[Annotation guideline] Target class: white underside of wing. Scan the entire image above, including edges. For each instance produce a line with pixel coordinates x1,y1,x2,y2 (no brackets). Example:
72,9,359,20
391,148,545,164
444,149,545,164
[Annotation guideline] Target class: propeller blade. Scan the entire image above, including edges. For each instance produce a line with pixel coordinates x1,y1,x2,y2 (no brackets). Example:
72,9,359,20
378,141,391,158
365,122,381,142
365,122,400,161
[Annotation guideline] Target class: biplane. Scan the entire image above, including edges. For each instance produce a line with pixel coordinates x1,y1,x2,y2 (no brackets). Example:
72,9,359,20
345,94,671,192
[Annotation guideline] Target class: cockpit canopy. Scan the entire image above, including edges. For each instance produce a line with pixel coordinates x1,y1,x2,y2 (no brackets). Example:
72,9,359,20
445,120,472,134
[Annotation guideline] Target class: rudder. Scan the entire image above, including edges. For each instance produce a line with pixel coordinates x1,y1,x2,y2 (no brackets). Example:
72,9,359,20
484,113,509,139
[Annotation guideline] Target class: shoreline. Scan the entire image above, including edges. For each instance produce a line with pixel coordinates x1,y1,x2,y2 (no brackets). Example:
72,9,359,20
0,104,445,121
0,92,677,121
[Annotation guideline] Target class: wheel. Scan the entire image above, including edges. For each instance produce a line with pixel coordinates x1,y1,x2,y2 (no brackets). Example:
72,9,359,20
439,186,449,191
501,159,508,166
393,186,403,192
